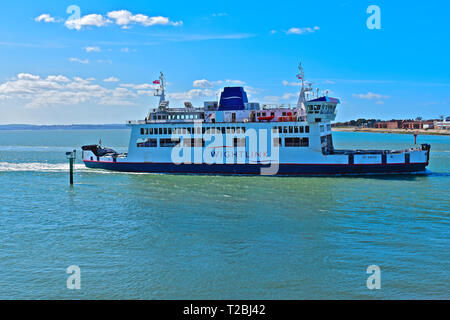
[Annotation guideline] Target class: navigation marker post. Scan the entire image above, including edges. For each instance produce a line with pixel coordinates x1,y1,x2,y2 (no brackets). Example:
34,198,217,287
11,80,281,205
66,150,76,186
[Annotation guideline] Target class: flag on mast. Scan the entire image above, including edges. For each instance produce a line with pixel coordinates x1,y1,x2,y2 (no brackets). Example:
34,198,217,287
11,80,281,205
153,80,161,84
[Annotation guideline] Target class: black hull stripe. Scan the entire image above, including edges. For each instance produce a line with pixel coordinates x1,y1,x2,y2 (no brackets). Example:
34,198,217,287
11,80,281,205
83,161,428,175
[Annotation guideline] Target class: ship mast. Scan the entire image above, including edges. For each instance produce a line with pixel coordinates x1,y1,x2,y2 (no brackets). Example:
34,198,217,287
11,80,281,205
296,63,308,118
154,72,169,109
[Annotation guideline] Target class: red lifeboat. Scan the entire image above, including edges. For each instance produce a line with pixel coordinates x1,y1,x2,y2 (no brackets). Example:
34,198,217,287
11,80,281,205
258,115,275,122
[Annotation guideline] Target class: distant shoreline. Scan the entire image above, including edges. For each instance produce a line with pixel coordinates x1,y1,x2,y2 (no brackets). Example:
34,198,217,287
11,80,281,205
1,124,449,136
0,124,127,131
333,127,450,136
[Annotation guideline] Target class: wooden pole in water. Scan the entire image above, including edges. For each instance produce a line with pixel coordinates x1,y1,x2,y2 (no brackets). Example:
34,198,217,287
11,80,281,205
66,150,76,186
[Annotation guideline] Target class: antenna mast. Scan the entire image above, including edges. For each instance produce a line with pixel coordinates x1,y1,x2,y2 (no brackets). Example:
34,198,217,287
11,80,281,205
296,63,308,118
154,72,168,109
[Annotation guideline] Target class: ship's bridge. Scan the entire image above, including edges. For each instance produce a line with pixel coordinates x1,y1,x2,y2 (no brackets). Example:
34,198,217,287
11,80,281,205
305,96,340,123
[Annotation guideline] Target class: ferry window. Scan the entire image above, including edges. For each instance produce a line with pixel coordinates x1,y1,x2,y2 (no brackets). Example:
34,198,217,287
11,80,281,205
160,138,179,147
320,125,324,133
164,128,168,135
283,127,288,134
233,138,246,148
327,124,331,131
227,127,230,134
299,126,304,133
145,128,149,135
285,137,301,147
231,127,235,134
273,138,282,147
140,128,145,135
242,127,246,133
202,127,206,134
149,128,154,134
271,112,275,117
289,126,293,134
159,128,163,135
305,126,310,133
183,138,193,147
301,138,309,147
177,115,180,120
294,126,299,133
272,127,278,133
236,127,241,134
216,128,221,134
282,112,287,116
168,128,172,135
137,138,157,148
278,126,282,133
194,138,205,147
221,127,226,134
257,113,261,117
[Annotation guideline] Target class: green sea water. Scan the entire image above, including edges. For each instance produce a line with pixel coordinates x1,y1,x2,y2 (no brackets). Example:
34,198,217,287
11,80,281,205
0,130,448,299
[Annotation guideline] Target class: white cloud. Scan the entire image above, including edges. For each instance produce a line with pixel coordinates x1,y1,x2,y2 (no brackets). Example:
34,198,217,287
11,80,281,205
65,14,112,30
193,79,224,88
121,47,130,53
137,90,155,96
287,26,320,35
270,30,277,34
69,57,90,64
282,80,302,87
35,14,57,23
85,46,101,53
38,10,182,31
352,92,389,100
0,73,149,108
46,75,70,82
225,79,246,85
169,89,216,101
18,73,40,81
264,93,298,102
120,83,158,90
107,10,182,28
376,101,385,105
104,77,120,82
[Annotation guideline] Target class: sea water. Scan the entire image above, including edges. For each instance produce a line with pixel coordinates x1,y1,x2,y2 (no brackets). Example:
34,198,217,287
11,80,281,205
0,130,448,299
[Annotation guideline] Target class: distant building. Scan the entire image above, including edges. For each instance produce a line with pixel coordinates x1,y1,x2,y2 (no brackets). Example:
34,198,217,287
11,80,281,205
401,120,434,130
373,120,402,129
434,119,450,130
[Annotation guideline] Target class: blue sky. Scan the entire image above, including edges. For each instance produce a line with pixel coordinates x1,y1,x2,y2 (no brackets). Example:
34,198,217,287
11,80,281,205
0,0,449,124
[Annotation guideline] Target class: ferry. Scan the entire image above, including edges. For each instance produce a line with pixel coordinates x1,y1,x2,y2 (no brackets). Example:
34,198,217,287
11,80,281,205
82,64,431,176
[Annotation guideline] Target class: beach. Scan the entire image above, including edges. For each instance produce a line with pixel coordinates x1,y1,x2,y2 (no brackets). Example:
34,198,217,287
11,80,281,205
333,127,450,136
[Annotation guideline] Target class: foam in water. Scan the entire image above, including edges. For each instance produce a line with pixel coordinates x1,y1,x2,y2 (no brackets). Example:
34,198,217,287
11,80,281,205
0,162,86,172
